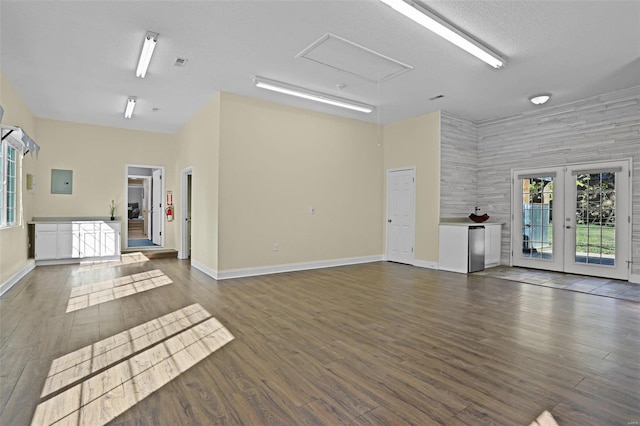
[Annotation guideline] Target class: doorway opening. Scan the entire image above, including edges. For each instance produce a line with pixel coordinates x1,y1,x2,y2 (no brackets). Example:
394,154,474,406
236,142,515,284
511,159,631,280
180,167,192,260
125,165,165,249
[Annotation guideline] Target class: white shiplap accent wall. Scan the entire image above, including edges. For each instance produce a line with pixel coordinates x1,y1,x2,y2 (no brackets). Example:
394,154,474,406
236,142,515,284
474,86,640,275
440,111,479,217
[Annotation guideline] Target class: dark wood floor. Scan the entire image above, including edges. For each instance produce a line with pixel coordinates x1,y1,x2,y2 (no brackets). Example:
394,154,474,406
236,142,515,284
1,259,639,425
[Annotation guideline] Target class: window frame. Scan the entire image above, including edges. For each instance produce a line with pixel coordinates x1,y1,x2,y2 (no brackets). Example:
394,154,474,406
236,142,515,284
1,137,20,229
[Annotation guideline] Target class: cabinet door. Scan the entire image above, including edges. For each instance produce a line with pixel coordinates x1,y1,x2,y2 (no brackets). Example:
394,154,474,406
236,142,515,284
57,230,74,258
100,223,119,256
79,223,98,258
56,224,80,258
35,230,58,260
439,225,470,273
484,225,502,267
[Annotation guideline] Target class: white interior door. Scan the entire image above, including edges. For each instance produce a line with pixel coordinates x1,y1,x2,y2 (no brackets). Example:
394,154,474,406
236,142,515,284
152,169,163,245
512,160,631,280
386,168,415,264
143,177,150,237
180,167,192,260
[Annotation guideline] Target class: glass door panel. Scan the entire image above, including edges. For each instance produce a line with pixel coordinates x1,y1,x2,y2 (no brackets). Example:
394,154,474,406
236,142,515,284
521,177,554,259
574,172,615,266
512,168,564,272
564,162,629,280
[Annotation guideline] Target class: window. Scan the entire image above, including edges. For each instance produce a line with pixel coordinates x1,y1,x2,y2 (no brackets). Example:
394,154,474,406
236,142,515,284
1,139,18,228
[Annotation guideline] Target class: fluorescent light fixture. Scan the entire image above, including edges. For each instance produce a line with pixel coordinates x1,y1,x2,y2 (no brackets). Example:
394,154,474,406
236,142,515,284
529,94,551,105
124,97,136,118
136,31,159,78
253,76,374,113
379,0,506,69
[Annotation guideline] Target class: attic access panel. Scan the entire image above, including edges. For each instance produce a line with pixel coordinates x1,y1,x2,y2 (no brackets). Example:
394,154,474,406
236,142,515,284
296,33,413,83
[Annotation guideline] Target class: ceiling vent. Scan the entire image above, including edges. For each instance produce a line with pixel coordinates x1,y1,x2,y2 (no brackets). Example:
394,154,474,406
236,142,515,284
296,33,412,83
173,57,188,67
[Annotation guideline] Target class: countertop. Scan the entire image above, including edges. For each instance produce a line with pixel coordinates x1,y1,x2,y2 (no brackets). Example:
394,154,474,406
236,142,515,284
439,217,504,226
29,216,121,224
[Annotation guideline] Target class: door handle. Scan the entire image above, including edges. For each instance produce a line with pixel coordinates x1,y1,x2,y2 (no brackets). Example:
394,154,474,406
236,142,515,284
387,219,392,223
565,225,572,229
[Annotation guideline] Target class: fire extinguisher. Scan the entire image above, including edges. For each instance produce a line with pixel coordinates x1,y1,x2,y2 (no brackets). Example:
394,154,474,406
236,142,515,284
166,191,174,222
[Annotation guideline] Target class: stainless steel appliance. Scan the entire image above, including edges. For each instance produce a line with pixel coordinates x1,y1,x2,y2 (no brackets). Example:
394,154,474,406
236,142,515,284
468,226,485,272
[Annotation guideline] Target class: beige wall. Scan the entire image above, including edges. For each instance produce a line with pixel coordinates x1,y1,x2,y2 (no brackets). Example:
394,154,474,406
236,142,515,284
0,73,37,283
217,93,383,270
2,73,441,284
174,93,221,271
383,111,441,264
33,119,177,249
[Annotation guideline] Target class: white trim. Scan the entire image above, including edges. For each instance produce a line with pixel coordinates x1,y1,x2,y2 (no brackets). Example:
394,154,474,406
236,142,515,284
193,255,383,281
35,255,121,266
411,259,438,270
179,167,192,260
124,164,166,250
0,259,35,296
630,273,640,285
190,259,219,280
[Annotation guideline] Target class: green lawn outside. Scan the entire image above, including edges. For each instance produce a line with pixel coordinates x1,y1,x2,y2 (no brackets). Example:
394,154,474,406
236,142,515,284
575,224,615,254
527,224,615,254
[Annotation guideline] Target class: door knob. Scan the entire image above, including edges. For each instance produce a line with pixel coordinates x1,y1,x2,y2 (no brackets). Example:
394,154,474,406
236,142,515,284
387,219,392,223
565,225,572,229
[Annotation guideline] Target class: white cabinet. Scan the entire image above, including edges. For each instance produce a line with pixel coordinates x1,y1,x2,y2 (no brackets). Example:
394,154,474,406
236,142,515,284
438,225,470,273
439,223,502,273
35,224,58,260
80,222,98,258
56,224,76,258
484,224,502,268
100,222,119,257
34,220,121,263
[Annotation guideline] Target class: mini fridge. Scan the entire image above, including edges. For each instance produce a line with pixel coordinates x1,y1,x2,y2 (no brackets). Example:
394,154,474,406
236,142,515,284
468,226,485,272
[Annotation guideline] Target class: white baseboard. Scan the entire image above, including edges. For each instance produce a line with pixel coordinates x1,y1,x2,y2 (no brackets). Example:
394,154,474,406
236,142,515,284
630,273,640,284
412,259,439,270
193,255,384,281
0,259,35,296
35,255,121,266
191,259,219,280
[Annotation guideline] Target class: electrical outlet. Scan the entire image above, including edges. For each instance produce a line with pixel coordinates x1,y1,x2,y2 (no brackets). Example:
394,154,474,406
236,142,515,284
273,243,279,251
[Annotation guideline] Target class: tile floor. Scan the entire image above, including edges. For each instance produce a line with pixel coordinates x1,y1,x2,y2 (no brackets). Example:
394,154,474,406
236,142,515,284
475,266,640,302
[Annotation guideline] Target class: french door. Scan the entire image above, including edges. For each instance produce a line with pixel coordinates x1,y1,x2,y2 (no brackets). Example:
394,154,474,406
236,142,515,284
512,160,631,280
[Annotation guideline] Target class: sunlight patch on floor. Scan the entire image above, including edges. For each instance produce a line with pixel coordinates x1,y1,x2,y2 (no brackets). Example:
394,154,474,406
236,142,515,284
32,304,234,426
77,252,150,272
66,270,172,313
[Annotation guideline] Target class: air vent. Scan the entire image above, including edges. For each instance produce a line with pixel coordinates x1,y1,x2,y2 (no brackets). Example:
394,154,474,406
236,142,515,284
174,57,188,67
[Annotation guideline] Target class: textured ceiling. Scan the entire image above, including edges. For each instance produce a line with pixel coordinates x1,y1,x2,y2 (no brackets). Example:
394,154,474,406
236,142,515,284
1,0,639,134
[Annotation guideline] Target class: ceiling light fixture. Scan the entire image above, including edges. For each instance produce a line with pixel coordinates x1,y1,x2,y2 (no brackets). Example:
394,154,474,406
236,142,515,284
253,76,374,113
378,0,506,69
136,31,159,78
124,97,136,118
529,94,551,105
